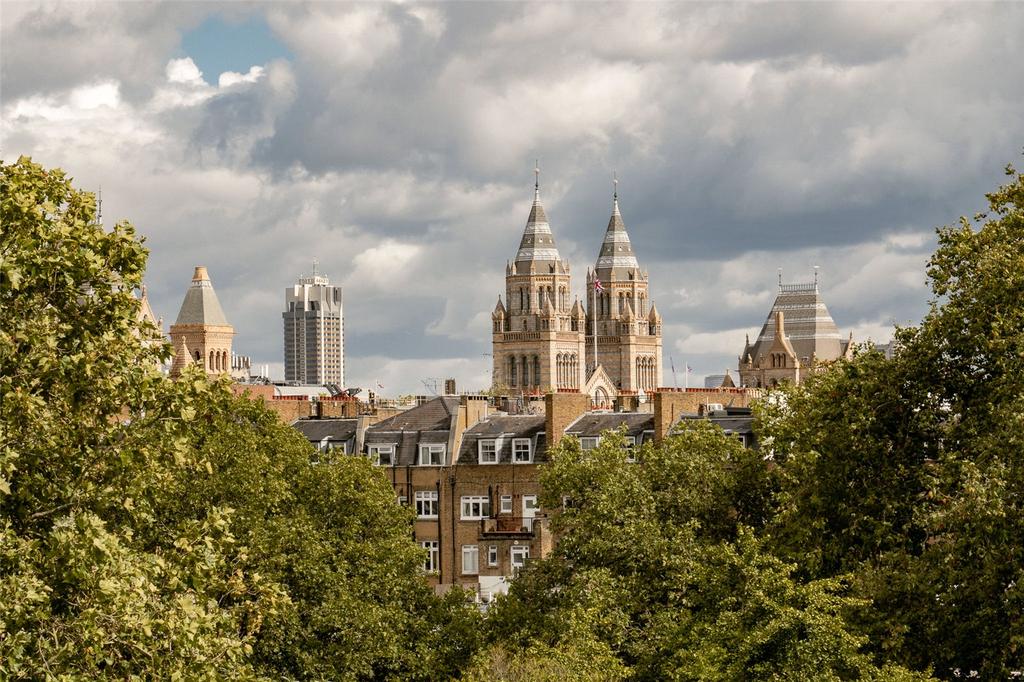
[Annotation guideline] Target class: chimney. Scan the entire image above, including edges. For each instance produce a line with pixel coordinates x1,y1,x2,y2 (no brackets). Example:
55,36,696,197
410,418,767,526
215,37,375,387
545,391,590,447
775,310,785,338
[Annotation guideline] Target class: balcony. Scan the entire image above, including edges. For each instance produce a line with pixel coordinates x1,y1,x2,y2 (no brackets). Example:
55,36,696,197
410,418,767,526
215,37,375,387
480,516,535,538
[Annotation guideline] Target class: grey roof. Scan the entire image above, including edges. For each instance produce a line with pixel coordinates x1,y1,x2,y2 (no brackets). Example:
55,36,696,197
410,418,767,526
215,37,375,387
457,415,547,464
363,396,460,467
368,396,459,432
514,187,563,266
566,412,654,440
292,418,357,443
594,197,641,280
746,283,843,365
174,266,230,326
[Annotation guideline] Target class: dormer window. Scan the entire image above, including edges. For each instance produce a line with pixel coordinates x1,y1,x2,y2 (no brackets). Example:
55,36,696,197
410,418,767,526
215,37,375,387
512,438,532,463
478,439,498,464
368,444,395,466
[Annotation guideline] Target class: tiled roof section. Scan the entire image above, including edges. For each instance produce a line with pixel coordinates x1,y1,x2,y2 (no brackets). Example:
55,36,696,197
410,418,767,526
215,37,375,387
292,418,358,443
457,415,547,464
748,283,843,364
363,396,459,467
566,411,654,440
368,396,459,432
515,187,563,265
174,266,231,326
594,197,641,278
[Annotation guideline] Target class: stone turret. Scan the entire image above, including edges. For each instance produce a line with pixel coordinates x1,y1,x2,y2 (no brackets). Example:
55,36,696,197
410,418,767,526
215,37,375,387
492,168,585,392
169,266,234,378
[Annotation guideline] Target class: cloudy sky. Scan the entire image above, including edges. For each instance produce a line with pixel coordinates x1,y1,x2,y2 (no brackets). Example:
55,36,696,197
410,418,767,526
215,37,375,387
3,2,1022,394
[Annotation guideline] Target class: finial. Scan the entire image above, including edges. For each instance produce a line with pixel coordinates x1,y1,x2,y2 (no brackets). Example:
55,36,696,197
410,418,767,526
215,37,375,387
814,265,820,288
534,160,540,191
613,170,618,201
777,267,783,288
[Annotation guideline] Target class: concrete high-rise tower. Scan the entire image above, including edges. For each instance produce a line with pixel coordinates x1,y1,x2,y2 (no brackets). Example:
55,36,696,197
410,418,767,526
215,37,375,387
169,266,234,377
283,267,344,386
492,170,586,392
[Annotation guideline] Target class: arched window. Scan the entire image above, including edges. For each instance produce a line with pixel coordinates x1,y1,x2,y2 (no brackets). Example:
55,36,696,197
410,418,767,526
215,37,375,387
533,356,541,387
509,356,517,387
209,350,215,370
194,350,200,362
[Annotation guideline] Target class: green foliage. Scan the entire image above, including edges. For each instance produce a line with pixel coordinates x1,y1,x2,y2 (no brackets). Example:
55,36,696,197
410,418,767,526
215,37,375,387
0,157,477,679
484,427,922,680
762,164,1024,677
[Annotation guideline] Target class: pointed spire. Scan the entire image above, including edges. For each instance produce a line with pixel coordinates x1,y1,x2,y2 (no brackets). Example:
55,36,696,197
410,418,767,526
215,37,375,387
595,175,639,276
174,266,231,326
514,165,562,265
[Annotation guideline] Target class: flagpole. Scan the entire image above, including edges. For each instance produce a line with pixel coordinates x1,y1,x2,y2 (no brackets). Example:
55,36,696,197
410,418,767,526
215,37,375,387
591,275,596,376
684,361,689,390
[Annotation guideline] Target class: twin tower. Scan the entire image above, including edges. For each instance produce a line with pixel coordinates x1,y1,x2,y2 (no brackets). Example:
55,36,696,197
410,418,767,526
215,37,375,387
491,178,662,402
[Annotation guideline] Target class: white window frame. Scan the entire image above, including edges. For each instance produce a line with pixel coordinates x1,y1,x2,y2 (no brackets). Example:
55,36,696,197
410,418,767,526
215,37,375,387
461,495,491,520
580,436,600,451
415,490,439,519
487,545,498,567
368,444,395,466
510,545,530,570
500,495,513,514
512,438,532,463
462,545,479,575
418,443,445,466
421,540,439,573
478,439,498,464
397,495,407,506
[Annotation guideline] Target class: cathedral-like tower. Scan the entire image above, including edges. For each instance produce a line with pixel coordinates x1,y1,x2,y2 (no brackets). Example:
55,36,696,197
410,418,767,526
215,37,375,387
169,266,235,378
492,173,586,393
585,186,662,393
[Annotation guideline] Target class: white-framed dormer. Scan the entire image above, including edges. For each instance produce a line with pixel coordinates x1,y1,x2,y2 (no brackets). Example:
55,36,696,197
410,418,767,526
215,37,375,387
367,443,396,466
579,436,600,451
478,438,499,465
512,438,532,463
418,443,445,466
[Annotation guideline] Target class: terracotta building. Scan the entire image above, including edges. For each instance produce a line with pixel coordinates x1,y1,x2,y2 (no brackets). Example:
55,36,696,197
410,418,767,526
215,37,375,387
585,185,663,402
169,266,235,377
492,173,587,394
738,274,854,387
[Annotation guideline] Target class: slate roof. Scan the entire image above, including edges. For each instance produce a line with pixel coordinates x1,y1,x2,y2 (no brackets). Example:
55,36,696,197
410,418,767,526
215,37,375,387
565,412,655,442
457,415,548,464
745,283,843,365
292,418,358,443
174,266,230,326
363,396,460,466
514,186,563,267
594,196,642,280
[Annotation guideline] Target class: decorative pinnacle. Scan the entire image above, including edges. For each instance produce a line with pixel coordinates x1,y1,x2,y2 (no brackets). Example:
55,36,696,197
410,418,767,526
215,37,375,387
777,267,783,288
613,171,618,200
534,160,540,190
814,265,820,288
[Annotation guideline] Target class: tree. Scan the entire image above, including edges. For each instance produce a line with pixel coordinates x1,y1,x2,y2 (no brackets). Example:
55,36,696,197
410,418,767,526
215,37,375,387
0,157,479,679
762,163,1024,677
481,426,926,680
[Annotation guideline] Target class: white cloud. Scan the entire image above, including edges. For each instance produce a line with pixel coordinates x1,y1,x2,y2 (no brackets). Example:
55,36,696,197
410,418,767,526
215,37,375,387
166,57,205,85
218,66,265,88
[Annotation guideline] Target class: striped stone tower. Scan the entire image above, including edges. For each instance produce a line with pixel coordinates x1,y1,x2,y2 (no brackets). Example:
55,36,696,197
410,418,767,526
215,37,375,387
738,269,854,387
585,179,662,393
169,266,235,377
492,168,586,393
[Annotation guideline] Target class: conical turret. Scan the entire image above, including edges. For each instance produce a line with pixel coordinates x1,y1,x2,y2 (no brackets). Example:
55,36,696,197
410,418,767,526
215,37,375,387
514,178,563,270
594,191,641,280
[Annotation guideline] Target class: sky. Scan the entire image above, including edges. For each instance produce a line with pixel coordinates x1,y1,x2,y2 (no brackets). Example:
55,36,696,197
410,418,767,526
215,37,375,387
3,2,1023,395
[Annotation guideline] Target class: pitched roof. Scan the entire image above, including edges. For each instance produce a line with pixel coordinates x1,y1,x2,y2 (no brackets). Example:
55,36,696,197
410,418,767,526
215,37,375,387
173,266,231,327
746,282,844,365
565,412,654,440
514,186,563,266
292,418,358,443
594,196,641,279
457,415,548,464
367,396,460,432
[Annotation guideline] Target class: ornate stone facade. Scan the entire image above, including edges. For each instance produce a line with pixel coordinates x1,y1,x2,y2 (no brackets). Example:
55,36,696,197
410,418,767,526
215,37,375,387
492,179,586,393
738,277,853,387
169,266,235,377
585,192,663,394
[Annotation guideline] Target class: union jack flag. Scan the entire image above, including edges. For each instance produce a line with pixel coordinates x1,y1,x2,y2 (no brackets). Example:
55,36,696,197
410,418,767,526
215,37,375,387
594,278,604,292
